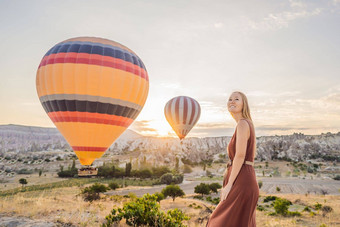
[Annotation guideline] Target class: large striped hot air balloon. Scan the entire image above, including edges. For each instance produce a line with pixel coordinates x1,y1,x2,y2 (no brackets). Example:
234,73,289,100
164,96,201,140
36,37,149,166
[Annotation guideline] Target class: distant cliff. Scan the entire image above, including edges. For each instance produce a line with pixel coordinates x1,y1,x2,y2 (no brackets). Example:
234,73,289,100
0,124,339,163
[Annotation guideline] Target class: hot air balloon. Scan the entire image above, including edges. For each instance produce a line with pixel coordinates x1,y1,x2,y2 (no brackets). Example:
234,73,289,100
36,37,149,173
164,96,201,140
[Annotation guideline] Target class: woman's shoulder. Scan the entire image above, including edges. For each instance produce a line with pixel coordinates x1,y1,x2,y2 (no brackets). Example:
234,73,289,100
236,119,250,131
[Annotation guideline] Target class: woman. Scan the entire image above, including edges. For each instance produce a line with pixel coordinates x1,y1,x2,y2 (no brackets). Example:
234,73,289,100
206,91,259,227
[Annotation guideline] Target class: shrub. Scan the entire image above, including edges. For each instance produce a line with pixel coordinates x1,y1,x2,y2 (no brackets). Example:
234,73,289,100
276,187,281,192
162,185,185,202
57,168,77,178
333,175,340,181
160,173,184,185
152,166,171,178
321,205,333,217
17,169,33,174
194,183,211,197
257,205,265,211
108,182,119,190
19,178,27,188
102,194,189,226
82,183,108,202
138,168,153,179
303,206,311,212
206,196,220,205
160,173,173,185
273,198,292,216
258,181,263,189
209,183,222,193
288,211,301,216
314,202,322,210
153,192,165,203
263,196,278,203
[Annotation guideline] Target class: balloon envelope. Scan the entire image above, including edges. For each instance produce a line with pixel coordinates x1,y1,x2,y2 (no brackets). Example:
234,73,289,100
36,37,149,165
164,96,200,140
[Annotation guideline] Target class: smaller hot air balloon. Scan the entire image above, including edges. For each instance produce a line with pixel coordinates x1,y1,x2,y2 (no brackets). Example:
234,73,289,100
164,96,201,140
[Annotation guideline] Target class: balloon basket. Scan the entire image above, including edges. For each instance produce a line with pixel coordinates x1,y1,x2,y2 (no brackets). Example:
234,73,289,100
78,166,98,177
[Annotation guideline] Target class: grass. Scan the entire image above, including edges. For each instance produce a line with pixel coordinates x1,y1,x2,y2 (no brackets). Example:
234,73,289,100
0,177,159,197
0,185,339,227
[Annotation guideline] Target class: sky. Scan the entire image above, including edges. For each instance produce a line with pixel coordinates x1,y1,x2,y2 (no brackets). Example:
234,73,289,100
0,0,339,137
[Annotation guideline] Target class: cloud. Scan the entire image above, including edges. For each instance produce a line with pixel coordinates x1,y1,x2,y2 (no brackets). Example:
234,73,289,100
246,1,323,31
289,0,306,8
130,120,157,133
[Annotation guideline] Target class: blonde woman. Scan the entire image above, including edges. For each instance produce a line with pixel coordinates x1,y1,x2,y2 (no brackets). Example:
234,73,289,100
206,91,259,227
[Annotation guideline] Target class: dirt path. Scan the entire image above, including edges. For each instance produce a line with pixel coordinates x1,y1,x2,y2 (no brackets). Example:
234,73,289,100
106,177,340,196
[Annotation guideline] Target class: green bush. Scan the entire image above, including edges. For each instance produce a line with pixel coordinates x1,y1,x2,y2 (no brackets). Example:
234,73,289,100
153,192,165,203
162,184,185,202
257,205,265,211
273,198,292,216
102,194,189,227
160,173,183,185
17,169,33,174
152,166,171,178
287,211,301,216
314,202,322,210
57,168,77,178
258,181,263,189
303,206,311,212
263,196,278,203
108,182,119,190
333,175,340,181
206,196,220,205
19,178,27,188
82,183,108,202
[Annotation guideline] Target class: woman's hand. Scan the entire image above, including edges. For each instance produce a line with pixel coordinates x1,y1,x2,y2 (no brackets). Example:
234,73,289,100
220,184,232,201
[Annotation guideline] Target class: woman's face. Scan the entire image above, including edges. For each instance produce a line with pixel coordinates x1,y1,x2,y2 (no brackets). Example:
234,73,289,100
227,92,243,113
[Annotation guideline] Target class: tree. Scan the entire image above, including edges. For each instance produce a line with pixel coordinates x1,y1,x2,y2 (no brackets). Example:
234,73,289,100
162,185,185,202
38,169,42,177
194,183,211,197
125,162,132,177
71,159,76,169
175,157,179,171
209,183,222,193
19,178,27,188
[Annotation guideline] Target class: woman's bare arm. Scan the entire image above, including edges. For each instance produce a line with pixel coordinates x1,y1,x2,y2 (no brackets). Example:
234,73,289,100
225,120,250,187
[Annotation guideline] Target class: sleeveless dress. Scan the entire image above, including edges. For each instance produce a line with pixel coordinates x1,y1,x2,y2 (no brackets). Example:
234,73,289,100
206,119,259,227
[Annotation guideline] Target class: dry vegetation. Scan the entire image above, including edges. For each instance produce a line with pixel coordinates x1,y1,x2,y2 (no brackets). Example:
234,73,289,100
0,184,339,227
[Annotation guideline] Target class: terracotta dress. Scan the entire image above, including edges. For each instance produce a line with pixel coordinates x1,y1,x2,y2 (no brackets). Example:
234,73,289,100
206,119,259,227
